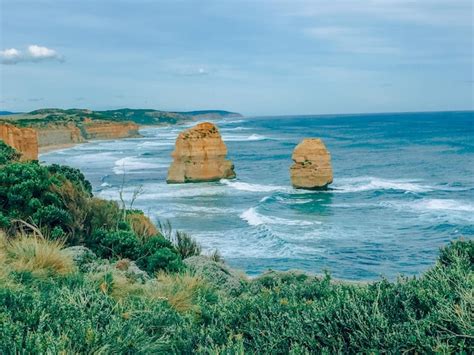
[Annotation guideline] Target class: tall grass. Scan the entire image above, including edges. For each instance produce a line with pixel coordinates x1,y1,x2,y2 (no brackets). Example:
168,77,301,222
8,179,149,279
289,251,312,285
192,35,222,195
1,234,74,277
147,271,210,313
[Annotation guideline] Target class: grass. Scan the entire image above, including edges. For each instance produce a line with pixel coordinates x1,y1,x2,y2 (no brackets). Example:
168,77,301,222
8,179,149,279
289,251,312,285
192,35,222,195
1,234,74,277
147,271,212,313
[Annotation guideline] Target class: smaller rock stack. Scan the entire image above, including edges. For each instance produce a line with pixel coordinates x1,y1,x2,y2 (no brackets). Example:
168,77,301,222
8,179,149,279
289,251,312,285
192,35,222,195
290,138,333,189
167,122,236,183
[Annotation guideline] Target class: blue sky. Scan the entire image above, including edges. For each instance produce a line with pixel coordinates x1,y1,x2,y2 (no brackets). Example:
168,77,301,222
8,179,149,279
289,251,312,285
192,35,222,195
1,0,473,115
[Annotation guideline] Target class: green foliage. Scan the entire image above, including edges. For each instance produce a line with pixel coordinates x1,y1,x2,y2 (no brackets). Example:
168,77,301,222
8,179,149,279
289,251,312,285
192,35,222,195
88,228,142,260
87,228,183,274
47,164,93,196
0,161,89,241
0,275,182,353
139,248,184,274
174,231,202,259
0,239,472,353
84,198,121,234
0,140,21,165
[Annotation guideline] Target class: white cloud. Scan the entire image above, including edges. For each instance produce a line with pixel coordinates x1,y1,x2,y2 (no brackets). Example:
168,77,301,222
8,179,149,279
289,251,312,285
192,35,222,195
0,48,22,64
27,45,60,60
0,45,63,64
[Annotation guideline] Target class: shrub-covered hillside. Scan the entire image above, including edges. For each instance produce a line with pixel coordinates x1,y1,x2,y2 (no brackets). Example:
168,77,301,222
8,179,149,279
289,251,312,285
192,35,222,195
0,108,242,127
0,140,473,353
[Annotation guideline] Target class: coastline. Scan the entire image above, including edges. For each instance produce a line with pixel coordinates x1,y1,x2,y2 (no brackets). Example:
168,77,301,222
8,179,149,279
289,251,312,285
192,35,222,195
39,143,78,154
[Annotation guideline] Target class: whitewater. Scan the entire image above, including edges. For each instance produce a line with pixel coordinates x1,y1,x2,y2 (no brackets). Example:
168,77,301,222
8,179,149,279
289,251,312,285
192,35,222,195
40,111,474,280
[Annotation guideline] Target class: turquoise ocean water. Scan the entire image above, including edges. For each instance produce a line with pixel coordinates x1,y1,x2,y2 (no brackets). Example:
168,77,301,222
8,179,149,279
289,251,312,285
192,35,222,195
40,111,474,280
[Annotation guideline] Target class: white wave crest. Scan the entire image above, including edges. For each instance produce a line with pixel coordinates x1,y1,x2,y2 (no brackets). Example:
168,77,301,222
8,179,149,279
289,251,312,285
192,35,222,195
221,179,287,193
113,156,168,174
138,141,174,148
386,199,474,213
333,177,433,193
381,198,474,223
240,207,317,227
222,133,268,142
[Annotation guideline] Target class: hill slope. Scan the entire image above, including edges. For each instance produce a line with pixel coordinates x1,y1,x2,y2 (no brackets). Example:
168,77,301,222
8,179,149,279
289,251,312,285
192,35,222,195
0,108,242,127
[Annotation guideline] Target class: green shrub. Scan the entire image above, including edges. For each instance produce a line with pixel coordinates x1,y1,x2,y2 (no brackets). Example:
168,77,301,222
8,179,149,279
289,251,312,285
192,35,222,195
0,140,21,165
0,161,90,242
84,198,121,234
47,164,93,196
139,248,184,274
174,231,202,259
88,228,141,260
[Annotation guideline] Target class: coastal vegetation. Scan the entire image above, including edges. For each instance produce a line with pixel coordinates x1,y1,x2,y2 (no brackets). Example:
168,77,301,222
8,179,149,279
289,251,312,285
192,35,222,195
0,140,473,353
0,108,242,127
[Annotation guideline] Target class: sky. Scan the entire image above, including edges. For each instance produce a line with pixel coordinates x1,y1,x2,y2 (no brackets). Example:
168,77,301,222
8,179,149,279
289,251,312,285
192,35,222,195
0,0,473,116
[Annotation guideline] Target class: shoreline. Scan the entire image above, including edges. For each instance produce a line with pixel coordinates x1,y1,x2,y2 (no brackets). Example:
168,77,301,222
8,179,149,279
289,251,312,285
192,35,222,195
39,143,78,154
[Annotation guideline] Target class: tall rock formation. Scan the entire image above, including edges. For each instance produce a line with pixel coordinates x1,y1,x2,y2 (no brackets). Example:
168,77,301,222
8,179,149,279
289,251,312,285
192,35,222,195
167,122,236,183
0,124,39,160
290,138,333,189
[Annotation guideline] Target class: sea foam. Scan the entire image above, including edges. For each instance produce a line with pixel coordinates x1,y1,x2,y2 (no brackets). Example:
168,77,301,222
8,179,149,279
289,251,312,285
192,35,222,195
221,179,287,192
113,156,168,174
333,177,433,193
240,207,317,227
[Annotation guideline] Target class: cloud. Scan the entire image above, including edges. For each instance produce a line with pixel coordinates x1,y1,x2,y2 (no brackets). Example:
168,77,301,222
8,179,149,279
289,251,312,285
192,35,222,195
0,45,63,64
304,26,399,55
0,48,22,64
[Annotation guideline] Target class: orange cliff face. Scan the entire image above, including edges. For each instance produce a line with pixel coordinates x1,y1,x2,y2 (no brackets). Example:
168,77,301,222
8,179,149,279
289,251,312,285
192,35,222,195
0,124,39,160
82,121,141,140
35,121,141,150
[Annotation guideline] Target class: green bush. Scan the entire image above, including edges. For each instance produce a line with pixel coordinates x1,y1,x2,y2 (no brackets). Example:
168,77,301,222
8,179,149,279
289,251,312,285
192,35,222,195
139,248,184,274
0,140,21,165
0,161,90,242
88,228,142,260
47,164,93,196
88,228,183,274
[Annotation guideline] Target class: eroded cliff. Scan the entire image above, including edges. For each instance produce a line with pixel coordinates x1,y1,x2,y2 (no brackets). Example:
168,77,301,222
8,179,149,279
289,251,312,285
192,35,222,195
0,123,38,160
36,121,141,150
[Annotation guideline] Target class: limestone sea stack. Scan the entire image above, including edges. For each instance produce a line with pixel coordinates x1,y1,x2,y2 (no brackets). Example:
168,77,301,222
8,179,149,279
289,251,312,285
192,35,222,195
167,122,236,183
290,138,333,189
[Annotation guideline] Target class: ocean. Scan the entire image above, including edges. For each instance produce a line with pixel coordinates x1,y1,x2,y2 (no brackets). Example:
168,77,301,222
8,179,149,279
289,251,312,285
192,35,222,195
40,111,474,280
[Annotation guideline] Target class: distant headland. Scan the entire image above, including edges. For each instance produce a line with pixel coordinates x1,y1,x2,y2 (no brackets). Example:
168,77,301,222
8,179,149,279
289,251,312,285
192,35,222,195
0,107,242,159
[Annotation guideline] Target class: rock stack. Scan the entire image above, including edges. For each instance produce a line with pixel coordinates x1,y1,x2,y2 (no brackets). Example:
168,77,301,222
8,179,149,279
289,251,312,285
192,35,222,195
167,122,236,183
290,138,333,189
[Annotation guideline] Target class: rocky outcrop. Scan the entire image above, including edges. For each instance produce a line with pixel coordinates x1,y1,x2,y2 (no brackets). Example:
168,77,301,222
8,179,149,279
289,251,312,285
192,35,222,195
0,123,38,160
290,138,333,189
167,122,236,183
184,255,246,295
